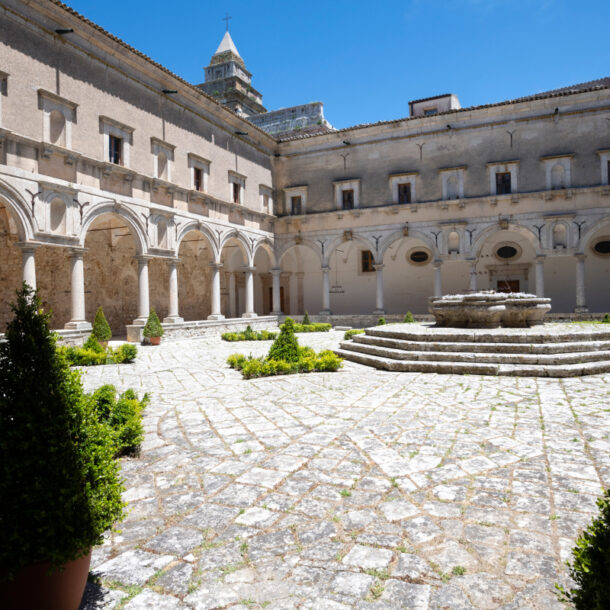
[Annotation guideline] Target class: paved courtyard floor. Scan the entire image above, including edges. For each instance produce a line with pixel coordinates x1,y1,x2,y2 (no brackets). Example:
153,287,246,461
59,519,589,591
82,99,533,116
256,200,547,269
79,329,610,609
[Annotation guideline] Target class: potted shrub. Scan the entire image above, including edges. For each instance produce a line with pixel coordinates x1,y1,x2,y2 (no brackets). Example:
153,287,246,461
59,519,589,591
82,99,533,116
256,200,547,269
92,306,112,347
0,285,124,610
142,308,164,345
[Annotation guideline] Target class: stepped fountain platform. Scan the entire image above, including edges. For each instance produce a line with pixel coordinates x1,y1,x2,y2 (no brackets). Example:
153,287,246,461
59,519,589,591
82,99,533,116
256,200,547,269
335,323,610,377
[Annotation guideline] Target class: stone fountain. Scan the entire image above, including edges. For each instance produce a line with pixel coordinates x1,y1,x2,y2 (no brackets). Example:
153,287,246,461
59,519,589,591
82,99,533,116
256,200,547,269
429,291,551,328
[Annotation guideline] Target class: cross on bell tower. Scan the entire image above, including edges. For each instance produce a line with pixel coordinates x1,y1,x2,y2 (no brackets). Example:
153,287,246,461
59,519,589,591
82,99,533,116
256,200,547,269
222,12,232,32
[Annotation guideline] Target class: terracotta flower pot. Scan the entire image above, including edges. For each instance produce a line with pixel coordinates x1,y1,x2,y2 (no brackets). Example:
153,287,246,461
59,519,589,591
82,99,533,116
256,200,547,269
149,336,161,345
0,550,91,610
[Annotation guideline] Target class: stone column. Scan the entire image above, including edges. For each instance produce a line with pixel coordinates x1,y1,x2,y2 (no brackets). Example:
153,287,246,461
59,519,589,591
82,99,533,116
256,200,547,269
433,260,443,298
228,272,236,318
575,254,588,312
468,260,477,292
164,258,183,323
133,255,150,325
320,265,331,315
271,268,282,314
65,248,92,330
18,244,37,290
296,271,305,314
373,263,385,314
535,255,545,298
242,266,257,318
208,262,225,320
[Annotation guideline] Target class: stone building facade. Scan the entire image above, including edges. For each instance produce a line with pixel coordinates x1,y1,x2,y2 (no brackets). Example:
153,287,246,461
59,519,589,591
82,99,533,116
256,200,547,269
0,0,609,339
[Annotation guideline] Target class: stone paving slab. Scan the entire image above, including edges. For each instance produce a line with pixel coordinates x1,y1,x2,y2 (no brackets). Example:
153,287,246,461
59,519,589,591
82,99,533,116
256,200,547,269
80,329,610,608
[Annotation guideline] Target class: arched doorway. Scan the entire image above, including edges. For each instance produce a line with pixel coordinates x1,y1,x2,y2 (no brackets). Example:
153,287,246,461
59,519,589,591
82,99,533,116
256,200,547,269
177,230,214,321
279,244,321,315
0,201,26,329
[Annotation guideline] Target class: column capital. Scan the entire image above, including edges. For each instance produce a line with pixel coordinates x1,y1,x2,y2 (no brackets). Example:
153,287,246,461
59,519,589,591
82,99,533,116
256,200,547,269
271,267,281,276
575,253,586,262
433,260,443,269
535,255,546,262
321,265,330,272
135,254,153,264
15,242,40,253
209,262,223,270
295,271,305,278
242,266,256,273
68,247,88,258
373,263,384,271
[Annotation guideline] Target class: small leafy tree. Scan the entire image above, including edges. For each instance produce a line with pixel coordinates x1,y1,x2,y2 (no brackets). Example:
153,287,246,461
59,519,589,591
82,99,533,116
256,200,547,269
558,489,610,609
92,306,112,342
142,309,164,339
0,285,124,578
268,317,300,362
403,311,415,323
602,313,610,323
83,333,105,353
377,317,386,326
303,311,311,325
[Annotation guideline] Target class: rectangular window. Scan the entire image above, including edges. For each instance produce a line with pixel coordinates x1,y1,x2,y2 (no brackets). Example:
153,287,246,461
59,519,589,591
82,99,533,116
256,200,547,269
424,107,438,116
496,172,511,195
398,183,412,204
232,182,240,204
342,189,354,210
607,160,610,183
361,250,374,273
109,135,122,165
291,195,302,215
193,167,203,192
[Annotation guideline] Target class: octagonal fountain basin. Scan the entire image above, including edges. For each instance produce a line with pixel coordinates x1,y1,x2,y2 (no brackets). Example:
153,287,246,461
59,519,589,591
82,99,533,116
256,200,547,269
429,292,552,328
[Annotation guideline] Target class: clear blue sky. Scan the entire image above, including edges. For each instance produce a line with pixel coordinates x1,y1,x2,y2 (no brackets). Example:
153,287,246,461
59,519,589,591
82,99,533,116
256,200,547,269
64,0,610,129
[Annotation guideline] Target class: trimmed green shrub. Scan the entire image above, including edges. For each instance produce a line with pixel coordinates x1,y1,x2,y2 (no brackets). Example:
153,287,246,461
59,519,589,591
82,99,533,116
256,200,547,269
268,317,300,362
377,317,386,325
58,341,138,366
403,311,415,323
558,489,610,609
291,322,332,333
113,343,138,363
83,333,105,353
142,309,164,339
227,353,248,369
0,285,124,579
344,329,365,340
314,350,343,372
92,306,112,342
90,385,149,457
221,329,278,341
303,311,311,325
602,313,610,323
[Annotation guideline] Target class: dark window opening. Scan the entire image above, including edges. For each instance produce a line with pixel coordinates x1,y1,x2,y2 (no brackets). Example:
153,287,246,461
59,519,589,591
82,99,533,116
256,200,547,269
232,182,240,204
342,189,354,210
594,240,610,254
496,172,512,195
424,108,438,116
398,182,412,204
497,279,520,293
409,251,429,264
109,135,122,165
291,195,302,215
496,245,518,259
361,250,374,273
194,167,203,191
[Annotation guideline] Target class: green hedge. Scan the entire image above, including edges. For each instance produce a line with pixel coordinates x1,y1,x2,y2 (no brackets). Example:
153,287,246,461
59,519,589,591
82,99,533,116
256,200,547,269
344,329,365,340
290,322,332,333
221,326,278,341
90,385,149,457
227,349,342,379
58,335,138,366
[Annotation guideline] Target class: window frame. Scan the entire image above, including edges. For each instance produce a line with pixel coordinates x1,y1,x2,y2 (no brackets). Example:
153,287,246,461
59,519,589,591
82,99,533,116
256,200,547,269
188,153,210,193
487,161,519,197
284,186,308,215
334,179,360,210
440,166,466,201
100,116,134,168
389,172,417,205
38,89,77,150
228,171,246,205
541,154,573,191
360,249,375,273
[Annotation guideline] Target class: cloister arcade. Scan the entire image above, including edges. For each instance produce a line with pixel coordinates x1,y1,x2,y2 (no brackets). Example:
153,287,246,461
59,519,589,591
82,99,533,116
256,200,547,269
1,179,609,336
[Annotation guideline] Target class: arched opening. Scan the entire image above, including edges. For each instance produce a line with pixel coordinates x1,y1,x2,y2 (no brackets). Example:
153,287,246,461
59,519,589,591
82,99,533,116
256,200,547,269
585,227,610,312
448,231,460,254
279,244,321,315
447,175,459,200
49,110,65,147
177,230,214,320
157,152,168,181
84,213,139,335
325,240,376,315
220,236,249,318
50,198,66,234
253,245,273,314
0,202,26,330
383,237,437,313
552,223,567,249
477,229,538,297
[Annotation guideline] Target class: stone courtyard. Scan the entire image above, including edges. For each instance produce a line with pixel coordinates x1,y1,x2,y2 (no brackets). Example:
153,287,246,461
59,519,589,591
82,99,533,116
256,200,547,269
79,328,610,609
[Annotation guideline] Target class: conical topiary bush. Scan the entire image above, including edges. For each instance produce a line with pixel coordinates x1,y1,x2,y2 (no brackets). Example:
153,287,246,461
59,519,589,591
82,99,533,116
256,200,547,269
92,306,112,342
268,317,300,362
0,284,123,592
142,309,164,344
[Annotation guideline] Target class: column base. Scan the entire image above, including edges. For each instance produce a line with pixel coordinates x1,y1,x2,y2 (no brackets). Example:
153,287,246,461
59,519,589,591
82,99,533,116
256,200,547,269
131,318,147,326
207,314,226,321
163,315,184,324
126,324,143,343
574,306,589,313
241,312,258,319
373,309,385,315
271,310,283,316
319,310,332,315
64,320,93,331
